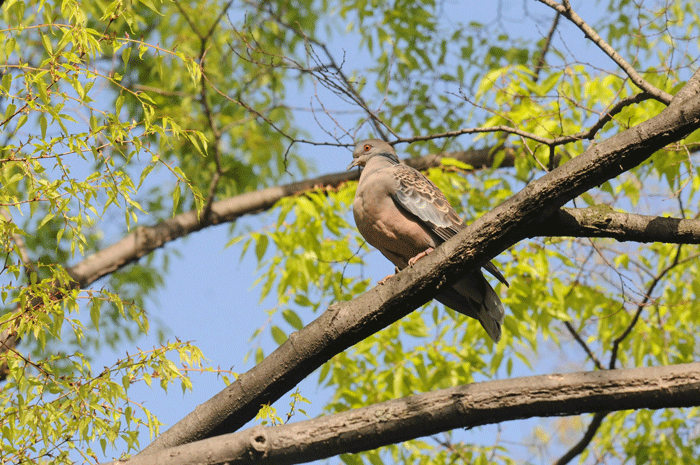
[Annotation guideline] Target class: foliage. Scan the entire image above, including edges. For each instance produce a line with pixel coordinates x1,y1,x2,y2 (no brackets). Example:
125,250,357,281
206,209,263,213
1,0,700,463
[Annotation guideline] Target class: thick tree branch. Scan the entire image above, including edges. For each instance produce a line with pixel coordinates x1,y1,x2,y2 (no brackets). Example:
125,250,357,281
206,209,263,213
119,363,700,465
534,207,700,244
136,73,700,456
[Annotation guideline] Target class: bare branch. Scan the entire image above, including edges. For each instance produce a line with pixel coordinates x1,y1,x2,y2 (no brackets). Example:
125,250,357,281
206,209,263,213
118,363,700,465
537,0,672,104
609,244,683,369
533,12,561,83
564,321,604,371
396,125,557,145
397,91,656,148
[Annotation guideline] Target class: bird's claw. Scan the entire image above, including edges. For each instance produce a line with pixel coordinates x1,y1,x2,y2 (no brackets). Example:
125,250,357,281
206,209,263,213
408,247,434,266
378,267,400,285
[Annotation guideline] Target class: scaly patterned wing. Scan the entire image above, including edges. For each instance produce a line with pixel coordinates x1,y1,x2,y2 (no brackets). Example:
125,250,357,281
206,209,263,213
390,163,464,241
391,163,509,287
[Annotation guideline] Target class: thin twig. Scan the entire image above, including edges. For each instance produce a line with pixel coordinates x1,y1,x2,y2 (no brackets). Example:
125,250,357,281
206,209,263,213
435,92,653,148
242,0,391,139
533,12,561,83
537,0,672,104
564,322,604,371
609,244,683,369
553,411,608,465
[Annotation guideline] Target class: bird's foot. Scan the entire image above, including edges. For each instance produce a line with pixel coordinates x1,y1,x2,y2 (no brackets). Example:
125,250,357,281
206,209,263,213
408,247,434,266
378,267,401,285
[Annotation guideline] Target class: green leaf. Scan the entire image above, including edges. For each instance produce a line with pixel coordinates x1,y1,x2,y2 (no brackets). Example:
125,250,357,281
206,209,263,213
440,157,474,171
271,326,287,345
172,183,181,213
4,37,15,58
90,301,101,330
1,72,12,93
40,33,53,55
282,309,303,330
39,114,47,139
255,234,269,261
14,114,27,132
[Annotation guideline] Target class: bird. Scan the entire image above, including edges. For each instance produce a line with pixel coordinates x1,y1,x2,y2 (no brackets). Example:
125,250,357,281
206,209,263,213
348,138,508,342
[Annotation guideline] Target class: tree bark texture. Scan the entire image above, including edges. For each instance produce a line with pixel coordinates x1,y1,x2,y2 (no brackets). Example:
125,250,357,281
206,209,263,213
536,207,700,244
121,363,700,465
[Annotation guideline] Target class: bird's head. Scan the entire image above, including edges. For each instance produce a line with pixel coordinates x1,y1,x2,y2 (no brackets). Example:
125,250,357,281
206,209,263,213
347,139,399,170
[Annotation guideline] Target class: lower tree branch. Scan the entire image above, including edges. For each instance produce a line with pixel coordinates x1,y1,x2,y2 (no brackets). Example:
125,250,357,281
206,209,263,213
118,363,700,465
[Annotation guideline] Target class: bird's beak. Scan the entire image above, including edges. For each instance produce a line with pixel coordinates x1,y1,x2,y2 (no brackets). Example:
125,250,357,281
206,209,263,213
347,159,361,171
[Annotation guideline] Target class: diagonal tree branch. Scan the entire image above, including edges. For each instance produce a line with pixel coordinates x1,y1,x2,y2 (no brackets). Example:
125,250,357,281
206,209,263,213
136,72,700,456
118,363,700,465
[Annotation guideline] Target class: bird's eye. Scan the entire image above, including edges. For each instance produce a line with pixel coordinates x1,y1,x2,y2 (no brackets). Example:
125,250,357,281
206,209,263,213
363,144,371,152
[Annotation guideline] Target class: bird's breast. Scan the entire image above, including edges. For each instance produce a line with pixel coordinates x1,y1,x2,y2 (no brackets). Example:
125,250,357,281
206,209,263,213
353,183,437,267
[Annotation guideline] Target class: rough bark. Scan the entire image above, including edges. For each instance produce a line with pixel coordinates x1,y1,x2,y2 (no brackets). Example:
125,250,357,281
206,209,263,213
535,207,700,244
136,73,700,456
119,363,700,465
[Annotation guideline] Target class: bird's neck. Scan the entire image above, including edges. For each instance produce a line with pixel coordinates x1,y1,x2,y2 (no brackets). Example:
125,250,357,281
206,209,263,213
367,153,399,169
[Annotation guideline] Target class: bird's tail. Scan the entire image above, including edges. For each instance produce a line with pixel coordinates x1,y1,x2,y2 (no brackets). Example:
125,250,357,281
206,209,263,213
436,272,505,343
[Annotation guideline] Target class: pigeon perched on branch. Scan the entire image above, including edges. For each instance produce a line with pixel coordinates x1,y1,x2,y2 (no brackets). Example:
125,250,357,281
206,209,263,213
348,139,508,342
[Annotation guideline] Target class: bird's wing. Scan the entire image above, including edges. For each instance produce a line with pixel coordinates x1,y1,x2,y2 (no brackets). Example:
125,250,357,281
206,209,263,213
390,163,510,287
390,163,464,241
